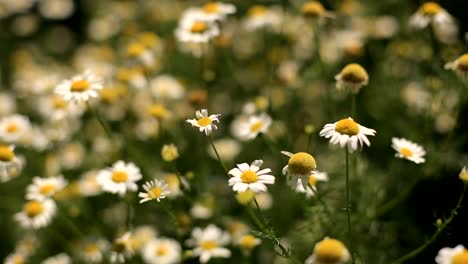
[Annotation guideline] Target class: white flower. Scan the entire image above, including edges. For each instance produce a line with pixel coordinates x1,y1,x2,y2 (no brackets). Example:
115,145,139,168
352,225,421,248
4,253,27,264
228,160,275,193
26,175,67,201
237,234,261,252
110,232,134,263
201,2,236,21
15,199,56,229
186,109,221,136
78,170,103,197
445,54,468,80
281,151,317,190
78,239,109,263
237,113,272,140
305,237,350,264
244,5,281,31
41,253,71,264
37,94,85,121
334,63,369,94
142,238,181,264
150,75,185,100
0,144,25,183
138,179,171,203
391,137,426,164
409,2,454,29
295,171,328,198
186,224,231,263
97,161,142,196
55,70,103,103
319,117,376,152
175,9,220,43
0,114,31,143
435,244,468,264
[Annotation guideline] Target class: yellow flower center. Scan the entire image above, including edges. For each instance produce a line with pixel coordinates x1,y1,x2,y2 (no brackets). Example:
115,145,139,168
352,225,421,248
0,146,14,162
456,54,468,71
111,171,128,183
315,238,346,262
52,96,67,109
250,121,264,133
201,240,218,250
147,104,168,119
164,174,180,188
100,87,119,103
249,5,267,16
85,243,99,253
241,170,258,184
191,21,208,33
240,235,258,250
197,117,212,127
126,42,146,57
149,187,162,199
335,119,360,136
308,175,317,186
138,32,160,48
39,184,56,195
452,250,468,264
236,189,256,204
24,201,44,218
156,245,169,256
288,152,317,175
399,147,413,158
420,2,442,16
340,63,368,84
113,241,126,253
203,3,219,13
10,255,24,264
71,79,90,92
302,1,325,18
6,123,19,133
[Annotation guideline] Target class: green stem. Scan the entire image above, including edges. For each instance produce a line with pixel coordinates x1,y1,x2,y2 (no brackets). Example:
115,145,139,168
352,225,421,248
87,102,112,139
350,94,356,118
125,194,134,230
208,135,229,176
345,147,355,264
308,184,333,221
391,185,467,264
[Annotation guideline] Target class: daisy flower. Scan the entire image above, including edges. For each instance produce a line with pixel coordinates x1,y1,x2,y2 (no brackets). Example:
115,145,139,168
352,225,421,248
319,117,376,152
175,9,220,44
445,54,468,80
301,1,334,22
4,253,27,264
161,144,179,162
0,114,31,143
228,160,275,193
15,199,56,229
201,2,236,21
244,5,281,31
38,94,85,121
435,244,468,264
97,160,142,196
110,232,134,263
391,137,426,164
305,237,350,264
55,70,103,103
138,179,170,203
409,2,454,30
295,171,328,198
460,167,468,184
186,224,232,263
150,75,185,101
26,175,68,200
237,113,272,140
237,234,261,252
334,63,369,94
142,238,181,264
186,109,221,136
78,239,109,263
0,144,24,183
281,151,317,190
41,253,71,264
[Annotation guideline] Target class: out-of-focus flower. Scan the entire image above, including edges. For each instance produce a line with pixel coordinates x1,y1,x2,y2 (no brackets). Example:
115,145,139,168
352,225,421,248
76,239,109,263
4,253,27,264
305,237,350,264
445,54,468,80
335,63,368,94
78,170,103,197
391,138,426,164
228,160,275,193
175,9,220,43
41,253,71,264
142,238,181,264
186,224,231,263
236,113,272,141
295,171,328,198
435,244,468,264
281,151,317,189
150,75,185,101
0,144,24,183
110,232,134,263
38,0,75,20
161,144,179,162
138,179,170,203
207,138,241,161
55,71,104,104
37,95,85,121
319,117,376,152
15,199,56,229
0,114,31,144
301,1,334,22
26,175,68,200
237,234,261,252
244,5,281,31
201,2,236,21
186,109,221,136
459,167,468,185
97,161,142,197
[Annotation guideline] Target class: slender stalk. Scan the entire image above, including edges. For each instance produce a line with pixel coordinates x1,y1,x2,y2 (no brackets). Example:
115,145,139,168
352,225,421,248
87,102,112,138
308,184,333,221
345,147,355,264
350,94,356,118
391,185,467,264
208,135,229,176
125,194,134,230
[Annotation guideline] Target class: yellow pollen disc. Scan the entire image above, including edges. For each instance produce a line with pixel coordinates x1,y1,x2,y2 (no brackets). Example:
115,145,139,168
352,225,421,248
250,121,264,133
315,238,346,262
126,42,145,57
24,201,44,218
190,21,208,33
236,189,256,204
39,184,56,195
6,123,19,133
0,146,14,162
302,1,325,17
240,170,258,184
147,104,167,118
113,241,126,253
399,147,413,158
308,175,317,186
456,54,468,71
100,87,119,103
111,171,129,183
71,79,90,92
149,187,162,199
335,119,360,136
340,63,368,84
197,117,212,127
85,243,98,253
240,235,257,250
53,96,67,109
139,32,159,48
249,5,267,16
288,152,317,175
200,240,218,250
156,245,169,256
452,250,468,264
164,174,179,188
420,2,442,16
203,3,219,13
11,255,24,264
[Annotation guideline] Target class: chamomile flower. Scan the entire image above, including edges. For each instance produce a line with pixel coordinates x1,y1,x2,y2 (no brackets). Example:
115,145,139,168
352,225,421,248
186,224,232,263
201,2,236,21
435,244,468,264
55,70,103,103
319,117,376,152
244,5,281,31
175,9,220,44
0,144,24,183
110,232,134,263
391,137,426,164
228,160,275,193
445,54,468,80
161,144,179,162
237,113,272,140
295,171,328,198
150,75,185,101
302,1,334,22
97,160,142,196
26,175,68,200
237,234,261,252
4,253,27,264
305,237,350,264
281,151,317,190
78,239,109,263
334,63,369,94
142,238,181,264
409,2,454,30
38,94,85,121
138,179,170,203
186,109,221,136
15,199,56,229
41,253,71,264
0,114,31,143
